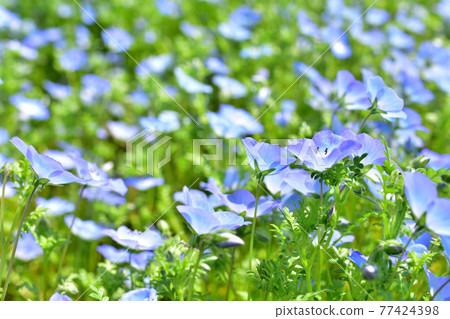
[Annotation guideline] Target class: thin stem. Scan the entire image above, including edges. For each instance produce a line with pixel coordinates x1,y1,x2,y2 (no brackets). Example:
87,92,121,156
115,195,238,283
358,107,376,134
58,185,86,275
129,253,134,290
430,278,450,301
247,174,262,300
386,228,420,290
225,247,236,301
187,240,205,301
42,252,48,301
2,183,39,301
1,166,10,243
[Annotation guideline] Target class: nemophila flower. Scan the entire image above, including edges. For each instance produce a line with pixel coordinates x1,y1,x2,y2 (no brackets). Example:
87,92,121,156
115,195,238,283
129,87,150,105
313,230,354,248
174,67,213,94
0,127,9,144
207,104,263,138
97,245,155,270
287,130,361,172
75,25,91,49
64,215,108,240
9,94,50,121
366,8,390,26
242,137,295,174
395,108,429,149
212,75,247,98
120,288,157,301
362,69,407,121
441,236,450,260
333,71,371,110
42,80,72,100
125,176,164,191
57,3,73,18
230,5,261,27
83,188,126,206
282,168,328,196
222,166,249,192
174,188,222,208
176,186,250,235
348,249,368,268
218,22,251,41
321,25,352,59
180,21,204,39
240,45,273,60
103,226,164,251
106,121,139,141
137,54,173,76
387,26,415,50
216,232,245,248
23,27,64,48
0,5,21,29
418,149,450,170
254,87,271,106
69,153,127,195
205,57,229,74
102,27,133,52
396,8,426,34
398,234,429,258
275,100,296,127
80,74,111,105
203,179,277,217
297,10,321,38
280,193,303,212
10,137,84,185
424,266,450,301
42,149,75,170
140,110,180,132
156,0,180,17
264,167,295,196
404,172,450,236
49,293,72,301
340,129,387,166
80,1,96,25
36,197,75,216
437,0,450,21
16,232,43,261
59,49,87,71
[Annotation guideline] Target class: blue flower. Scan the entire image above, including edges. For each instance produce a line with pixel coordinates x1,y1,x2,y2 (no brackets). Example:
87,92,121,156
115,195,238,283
288,130,361,172
9,94,50,121
230,6,261,27
103,226,164,251
176,186,250,235
80,74,111,105
49,293,72,301
106,121,140,141
222,166,249,191
0,181,18,198
362,69,407,121
297,10,321,38
218,22,251,41
129,87,150,105
205,57,229,74
10,137,84,185
321,25,352,59
242,137,295,173
207,104,263,138
340,130,387,166
180,21,204,39
23,28,64,48
69,153,127,195
395,108,429,149
97,245,155,270
120,288,157,301
59,49,87,71
156,0,180,17
212,75,247,98
83,188,126,206
125,176,164,191
254,87,271,106
137,54,173,76
36,197,75,216
274,100,296,126
140,110,180,132
102,27,133,52
240,45,273,59
348,249,368,268
64,215,108,240
387,26,415,50
282,168,327,196
418,149,450,170
424,266,450,301
404,172,450,236
174,67,212,94
202,179,277,217
43,80,72,100
366,8,390,26
16,232,43,262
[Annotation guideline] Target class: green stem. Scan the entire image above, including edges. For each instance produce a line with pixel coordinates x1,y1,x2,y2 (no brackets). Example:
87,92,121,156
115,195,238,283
247,174,262,300
42,252,49,301
2,183,39,301
57,185,86,276
225,247,236,301
358,107,376,134
187,240,204,301
1,166,9,244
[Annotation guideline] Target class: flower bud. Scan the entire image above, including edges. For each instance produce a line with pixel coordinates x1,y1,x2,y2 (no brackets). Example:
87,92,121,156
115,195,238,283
362,264,378,280
383,240,404,255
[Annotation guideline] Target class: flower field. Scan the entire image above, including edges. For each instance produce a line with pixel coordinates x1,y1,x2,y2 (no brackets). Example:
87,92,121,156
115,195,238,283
0,0,450,302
